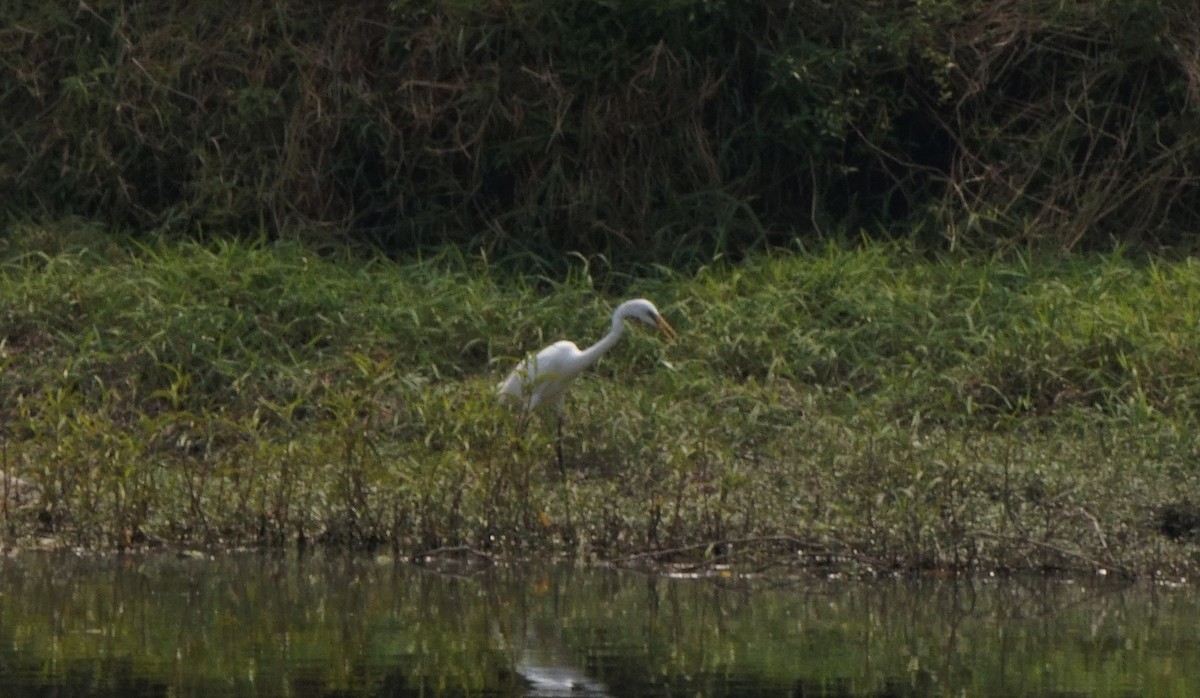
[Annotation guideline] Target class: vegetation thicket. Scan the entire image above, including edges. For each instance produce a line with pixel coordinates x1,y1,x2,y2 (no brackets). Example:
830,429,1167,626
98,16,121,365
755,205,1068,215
3,0,1200,267
3,222,1200,577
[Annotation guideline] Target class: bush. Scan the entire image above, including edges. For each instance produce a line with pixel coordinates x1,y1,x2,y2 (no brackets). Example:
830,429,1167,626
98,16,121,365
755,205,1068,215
3,1,1198,267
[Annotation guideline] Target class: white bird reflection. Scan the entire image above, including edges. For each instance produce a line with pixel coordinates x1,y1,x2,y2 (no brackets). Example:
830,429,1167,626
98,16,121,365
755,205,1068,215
506,605,612,698
515,645,612,697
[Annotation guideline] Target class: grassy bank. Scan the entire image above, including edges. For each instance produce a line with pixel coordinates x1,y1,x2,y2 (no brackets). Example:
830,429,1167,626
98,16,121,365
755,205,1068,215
2,221,1199,577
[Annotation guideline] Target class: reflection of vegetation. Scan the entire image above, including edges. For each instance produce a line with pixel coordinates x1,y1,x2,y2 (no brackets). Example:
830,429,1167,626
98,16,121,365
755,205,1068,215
1,555,1198,696
569,575,1196,697
521,569,1200,697
0,554,520,696
4,224,1200,576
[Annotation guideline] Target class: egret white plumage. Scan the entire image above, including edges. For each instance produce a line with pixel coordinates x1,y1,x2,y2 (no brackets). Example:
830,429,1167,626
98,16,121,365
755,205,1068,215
497,298,676,471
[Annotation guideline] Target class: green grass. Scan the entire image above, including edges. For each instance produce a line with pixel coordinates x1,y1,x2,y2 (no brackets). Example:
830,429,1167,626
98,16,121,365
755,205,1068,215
2,221,1199,577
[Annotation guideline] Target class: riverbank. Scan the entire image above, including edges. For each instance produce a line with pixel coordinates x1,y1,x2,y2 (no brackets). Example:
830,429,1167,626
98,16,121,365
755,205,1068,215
2,222,1198,578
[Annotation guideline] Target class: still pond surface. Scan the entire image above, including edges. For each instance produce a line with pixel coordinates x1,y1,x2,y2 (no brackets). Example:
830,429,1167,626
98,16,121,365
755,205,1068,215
0,552,1196,697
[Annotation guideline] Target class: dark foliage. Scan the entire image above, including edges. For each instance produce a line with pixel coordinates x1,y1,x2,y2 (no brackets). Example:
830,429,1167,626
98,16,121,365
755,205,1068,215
3,1,1199,269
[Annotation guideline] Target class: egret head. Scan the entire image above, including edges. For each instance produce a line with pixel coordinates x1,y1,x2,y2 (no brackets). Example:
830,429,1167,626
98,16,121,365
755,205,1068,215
618,298,677,342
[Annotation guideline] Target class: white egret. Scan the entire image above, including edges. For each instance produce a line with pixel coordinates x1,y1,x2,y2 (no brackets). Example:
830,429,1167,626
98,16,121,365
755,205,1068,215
497,298,676,471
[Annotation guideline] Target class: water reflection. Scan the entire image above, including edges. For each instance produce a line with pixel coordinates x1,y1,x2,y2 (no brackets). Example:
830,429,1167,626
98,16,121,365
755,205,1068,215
0,552,1196,696
514,610,612,696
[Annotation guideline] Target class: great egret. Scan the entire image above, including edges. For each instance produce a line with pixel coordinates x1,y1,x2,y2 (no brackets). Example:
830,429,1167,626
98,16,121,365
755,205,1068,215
497,298,676,471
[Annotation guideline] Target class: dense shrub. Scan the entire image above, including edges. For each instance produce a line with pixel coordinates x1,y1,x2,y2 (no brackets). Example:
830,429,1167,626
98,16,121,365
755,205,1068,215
2,1,1198,267
935,0,1200,249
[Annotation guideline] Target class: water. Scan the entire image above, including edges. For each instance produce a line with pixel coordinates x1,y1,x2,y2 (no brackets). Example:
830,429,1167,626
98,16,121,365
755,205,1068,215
0,552,1197,697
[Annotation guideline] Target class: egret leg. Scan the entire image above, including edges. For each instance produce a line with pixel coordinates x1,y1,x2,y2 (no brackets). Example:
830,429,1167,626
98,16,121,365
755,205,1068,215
555,413,565,476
